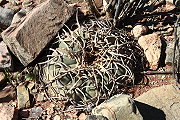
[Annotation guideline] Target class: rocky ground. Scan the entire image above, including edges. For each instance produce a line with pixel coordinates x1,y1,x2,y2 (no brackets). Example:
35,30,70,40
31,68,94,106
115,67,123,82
0,0,180,120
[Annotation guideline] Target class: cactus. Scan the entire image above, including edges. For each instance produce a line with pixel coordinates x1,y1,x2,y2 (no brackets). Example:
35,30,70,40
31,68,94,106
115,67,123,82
40,19,146,110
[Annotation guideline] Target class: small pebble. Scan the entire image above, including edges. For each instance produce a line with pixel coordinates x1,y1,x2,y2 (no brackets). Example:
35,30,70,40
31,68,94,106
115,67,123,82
132,25,148,38
79,113,86,120
53,115,61,120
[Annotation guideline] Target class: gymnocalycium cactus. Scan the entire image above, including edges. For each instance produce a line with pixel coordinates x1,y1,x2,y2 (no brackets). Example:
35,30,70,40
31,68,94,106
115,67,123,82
40,19,146,110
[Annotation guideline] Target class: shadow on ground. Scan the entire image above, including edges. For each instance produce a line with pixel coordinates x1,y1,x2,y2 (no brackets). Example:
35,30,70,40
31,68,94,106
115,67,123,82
135,101,166,120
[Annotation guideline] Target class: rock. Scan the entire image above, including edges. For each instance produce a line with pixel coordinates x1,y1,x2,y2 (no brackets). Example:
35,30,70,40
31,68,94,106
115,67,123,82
177,25,180,37
19,109,30,118
165,41,179,66
138,33,162,69
92,94,143,120
4,2,20,12
0,102,17,120
36,92,46,101
7,0,21,5
0,0,5,4
17,84,30,109
162,1,176,12
66,0,84,4
94,0,103,8
11,9,26,24
1,0,74,66
166,0,180,7
29,107,43,119
135,84,180,120
53,115,61,120
27,81,35,90
131,25,148,38
0,85,16,102
86,115,108,120
22,0,37,13
79,113,86,120
0,41,13,70
0,7,15,28
0,72,6,84
46,103,55,115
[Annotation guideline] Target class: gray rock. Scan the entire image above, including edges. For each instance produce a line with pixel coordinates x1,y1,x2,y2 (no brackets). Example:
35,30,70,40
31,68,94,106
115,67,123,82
165,41,179,66
135,84,180,120
17,84,30,109
0,102,17,120
86,115,108,120
92,94,143,120
166,26,180,66
178,25,180,37
66,0,84,4
0,7,15,28
30,107,43,119
1,0,74,66
0,41,13,70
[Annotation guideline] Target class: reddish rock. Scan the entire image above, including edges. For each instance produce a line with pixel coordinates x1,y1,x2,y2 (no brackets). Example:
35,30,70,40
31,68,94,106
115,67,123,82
78,113,86,120
138,33,162,69
154,1,176,12
1,0,74,66
0,103,17,120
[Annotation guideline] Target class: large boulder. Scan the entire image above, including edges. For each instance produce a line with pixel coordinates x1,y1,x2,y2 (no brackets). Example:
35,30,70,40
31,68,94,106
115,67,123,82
1,0,74,66
92,94,143,120
135,84,180,120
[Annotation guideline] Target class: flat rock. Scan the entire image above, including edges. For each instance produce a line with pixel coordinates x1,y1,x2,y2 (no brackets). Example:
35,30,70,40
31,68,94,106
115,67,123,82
17,84,30,109
92,94,143,120
1,0,74,66
0,102,17,120
0,7,15,28
135,84,180,120
138,33,162,69
0,41,13,70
